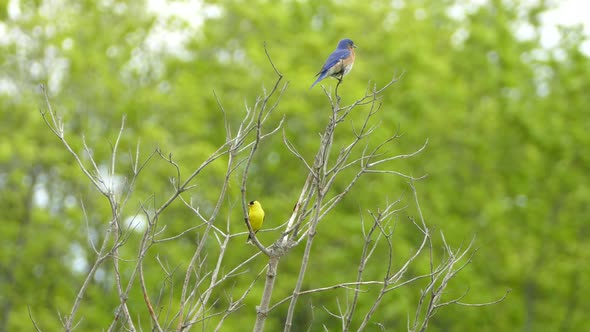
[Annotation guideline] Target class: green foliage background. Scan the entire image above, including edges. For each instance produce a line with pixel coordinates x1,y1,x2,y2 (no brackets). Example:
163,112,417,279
1,0,588,330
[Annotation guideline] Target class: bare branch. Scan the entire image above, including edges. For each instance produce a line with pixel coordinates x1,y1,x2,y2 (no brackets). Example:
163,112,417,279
455,289,512,307
40,86,108,196
27,306,42,332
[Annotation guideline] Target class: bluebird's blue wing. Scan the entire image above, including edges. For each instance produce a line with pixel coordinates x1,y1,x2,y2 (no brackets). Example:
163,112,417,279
311,48,351,88
320,49,351,74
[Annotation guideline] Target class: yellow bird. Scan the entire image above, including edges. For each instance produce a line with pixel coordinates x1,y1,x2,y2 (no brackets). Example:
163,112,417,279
247,200,265,243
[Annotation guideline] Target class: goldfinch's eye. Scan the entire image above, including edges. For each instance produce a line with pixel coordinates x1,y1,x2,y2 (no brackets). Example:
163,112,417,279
249,201,254,205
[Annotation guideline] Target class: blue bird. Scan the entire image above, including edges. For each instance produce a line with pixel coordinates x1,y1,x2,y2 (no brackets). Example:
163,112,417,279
310,38,356,89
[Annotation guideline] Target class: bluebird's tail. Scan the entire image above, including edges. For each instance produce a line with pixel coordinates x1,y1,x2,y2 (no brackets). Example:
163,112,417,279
310,72,327,89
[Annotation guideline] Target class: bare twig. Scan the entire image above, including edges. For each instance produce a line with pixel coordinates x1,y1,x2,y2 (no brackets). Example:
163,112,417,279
27,306,42,332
